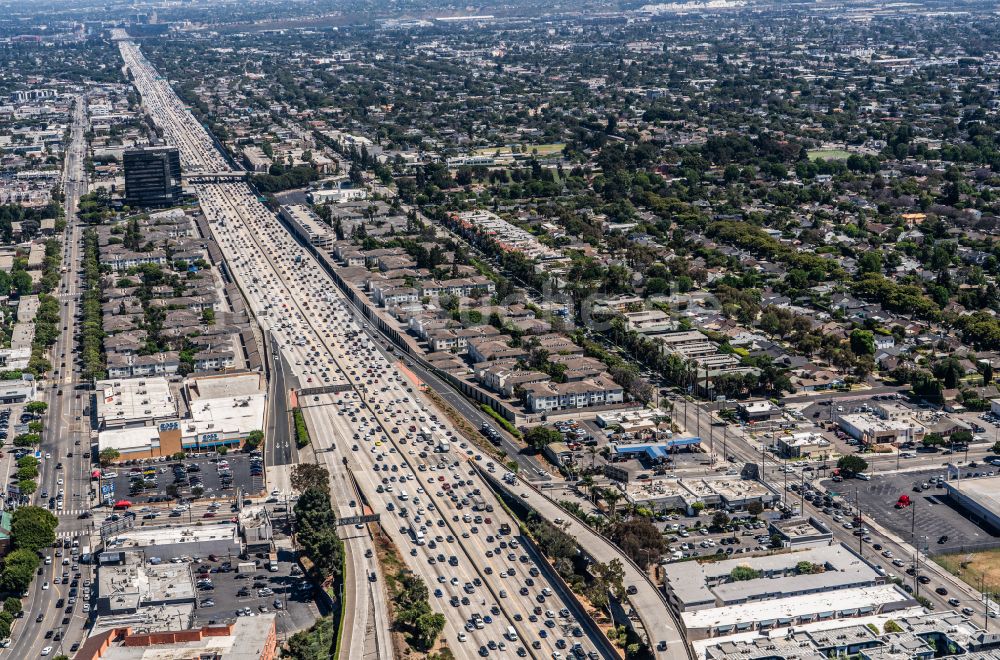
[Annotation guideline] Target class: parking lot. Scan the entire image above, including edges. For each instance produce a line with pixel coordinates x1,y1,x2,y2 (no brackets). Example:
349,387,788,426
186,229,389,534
187,548,320,636
660,513,777,562
821,469,1000,555
101,453,264,504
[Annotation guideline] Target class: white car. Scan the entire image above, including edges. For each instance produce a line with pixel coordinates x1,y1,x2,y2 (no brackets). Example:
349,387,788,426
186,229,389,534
41,647,52,657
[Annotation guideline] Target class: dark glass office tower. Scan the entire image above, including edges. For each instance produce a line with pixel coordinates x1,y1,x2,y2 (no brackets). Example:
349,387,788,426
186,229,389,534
123,146,182,207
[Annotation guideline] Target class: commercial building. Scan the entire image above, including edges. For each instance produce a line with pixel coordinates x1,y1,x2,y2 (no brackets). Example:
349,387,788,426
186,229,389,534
96,552,195,615
696,611,998,660
0,376,36,403
76,616,277,660
307,187,367,204
97,372,266,460
944,474,1000,532
96,377,177,430
279,204,334,250
665,543,887,614
767,517,834,548
737,400,778,422
622,474,776,514
103,522,242,561
837,412,925,446
776,432,831,458
123,146,182,207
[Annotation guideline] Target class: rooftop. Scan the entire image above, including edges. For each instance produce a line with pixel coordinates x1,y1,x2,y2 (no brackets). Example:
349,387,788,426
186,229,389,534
96,377,177,427
681,584,914,632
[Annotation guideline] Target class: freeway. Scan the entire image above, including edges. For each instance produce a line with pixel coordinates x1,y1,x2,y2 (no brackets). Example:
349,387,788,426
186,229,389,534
9,94,94,659
335,300,553,482
493,473,690,660
201,180,606,658
119,33,613,659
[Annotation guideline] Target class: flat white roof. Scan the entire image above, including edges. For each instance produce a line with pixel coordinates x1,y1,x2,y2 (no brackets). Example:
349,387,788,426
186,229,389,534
113,523,239,548
186,390,265,437
681,585,912,631
97,376,176,425
98,425,162,454
690,607,929,660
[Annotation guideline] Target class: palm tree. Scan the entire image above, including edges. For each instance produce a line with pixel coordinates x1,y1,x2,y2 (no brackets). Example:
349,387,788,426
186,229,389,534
602,488,622,520
586,445,598,470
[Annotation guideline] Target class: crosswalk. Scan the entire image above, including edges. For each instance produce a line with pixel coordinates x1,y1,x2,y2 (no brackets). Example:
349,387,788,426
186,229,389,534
56,509,88,517
56,530,84,539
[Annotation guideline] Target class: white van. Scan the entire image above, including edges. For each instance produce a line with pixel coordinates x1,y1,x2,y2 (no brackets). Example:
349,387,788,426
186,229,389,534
399,490,408,501
506,626,518,642
856,473,871,481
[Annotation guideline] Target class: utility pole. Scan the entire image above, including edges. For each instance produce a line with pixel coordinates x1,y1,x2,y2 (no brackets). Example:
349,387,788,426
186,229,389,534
855,488,863,556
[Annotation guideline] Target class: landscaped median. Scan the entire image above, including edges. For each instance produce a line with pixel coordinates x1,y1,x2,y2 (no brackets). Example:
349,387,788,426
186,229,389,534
372,525,447,655
292,406,310,447
285,463,344,659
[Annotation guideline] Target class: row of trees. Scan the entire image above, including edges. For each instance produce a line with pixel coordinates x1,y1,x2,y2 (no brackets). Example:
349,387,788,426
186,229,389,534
28,294,60,376
80,229,105,380
293,487,344,583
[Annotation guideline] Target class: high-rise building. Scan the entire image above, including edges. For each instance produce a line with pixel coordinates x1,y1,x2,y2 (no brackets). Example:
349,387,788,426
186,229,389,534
123,146,182,207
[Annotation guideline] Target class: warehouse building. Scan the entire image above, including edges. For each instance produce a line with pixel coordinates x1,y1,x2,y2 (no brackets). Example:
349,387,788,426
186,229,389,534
944,474,1000,532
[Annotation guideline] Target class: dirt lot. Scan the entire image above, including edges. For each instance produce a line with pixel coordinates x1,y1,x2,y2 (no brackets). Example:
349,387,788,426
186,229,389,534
934,548,1000,592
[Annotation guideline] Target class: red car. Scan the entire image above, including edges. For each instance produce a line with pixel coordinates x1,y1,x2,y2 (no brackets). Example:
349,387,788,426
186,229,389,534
203,512,216,518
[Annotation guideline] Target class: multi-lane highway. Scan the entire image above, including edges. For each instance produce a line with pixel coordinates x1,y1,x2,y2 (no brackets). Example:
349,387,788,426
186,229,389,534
119,37,611,660
200,180,606,658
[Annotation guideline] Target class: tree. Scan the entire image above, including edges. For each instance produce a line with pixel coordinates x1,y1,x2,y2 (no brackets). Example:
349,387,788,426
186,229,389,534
593,558,627,602
525,426,563,450
24,402,47,415
747,501,764,518
99,447,120,466
857,251,883,275
711,511,730,530
285,618,334,660
291,464,330,495
606,517,667,569
729,565,761,581
837,455,868,477
2,597,22,616
10,506,57,552
992,441,1000,454
949,430,973,446
244,429,264,450
413,611,446,649
922,433,945,449
690,501,705,515
0,549,40,593
850,329,876,356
